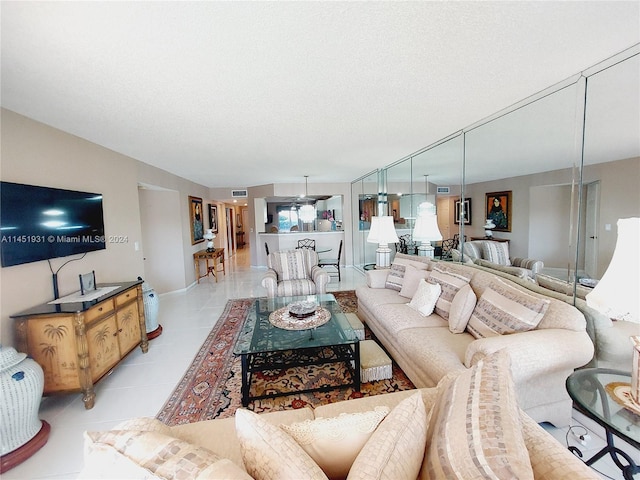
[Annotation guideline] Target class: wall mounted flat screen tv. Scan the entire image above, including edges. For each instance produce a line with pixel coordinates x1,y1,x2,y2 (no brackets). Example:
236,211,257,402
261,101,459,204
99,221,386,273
1,181,106,267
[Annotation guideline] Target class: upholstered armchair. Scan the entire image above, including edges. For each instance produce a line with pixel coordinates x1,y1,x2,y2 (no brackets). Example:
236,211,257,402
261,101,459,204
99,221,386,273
261,249,330,298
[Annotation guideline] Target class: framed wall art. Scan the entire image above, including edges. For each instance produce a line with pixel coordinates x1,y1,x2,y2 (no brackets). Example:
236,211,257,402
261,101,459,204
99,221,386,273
189,196,204,244
454,198,472,225
209,204,218,233
485,191,512,232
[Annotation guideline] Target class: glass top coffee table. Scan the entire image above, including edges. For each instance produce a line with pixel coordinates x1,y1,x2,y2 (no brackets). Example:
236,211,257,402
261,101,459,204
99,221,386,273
566,368,640,479
233,294,360,407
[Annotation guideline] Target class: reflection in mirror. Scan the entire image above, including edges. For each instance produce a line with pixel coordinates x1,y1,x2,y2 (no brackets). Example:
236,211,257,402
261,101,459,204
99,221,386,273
351,170,379,270
580,51,639,282
463,77,584,283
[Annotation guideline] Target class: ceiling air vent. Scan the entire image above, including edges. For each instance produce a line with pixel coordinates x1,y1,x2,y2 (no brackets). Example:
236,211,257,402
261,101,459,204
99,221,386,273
436,186,450,194
231,190,248,198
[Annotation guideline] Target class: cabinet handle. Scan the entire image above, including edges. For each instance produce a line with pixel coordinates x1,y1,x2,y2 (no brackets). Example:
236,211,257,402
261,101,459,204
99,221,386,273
113,328,123,336
98,307,103,312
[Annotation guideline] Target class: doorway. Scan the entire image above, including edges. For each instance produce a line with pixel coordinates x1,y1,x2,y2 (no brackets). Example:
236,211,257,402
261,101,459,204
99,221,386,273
583,181,600,278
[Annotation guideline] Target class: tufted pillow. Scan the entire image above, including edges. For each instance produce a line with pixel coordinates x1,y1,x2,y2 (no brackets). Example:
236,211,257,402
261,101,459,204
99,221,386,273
399,267,431,298
482,241,511,265
408,279,441,317
84,430,252,480
420,349,533,480
466,278,551,339
427,266,472,320
280,408,390,480
447,283,477,333
348,392,427,480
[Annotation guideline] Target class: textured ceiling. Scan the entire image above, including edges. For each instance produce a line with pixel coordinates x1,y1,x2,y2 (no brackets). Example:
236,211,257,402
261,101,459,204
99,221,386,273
1,1,639,189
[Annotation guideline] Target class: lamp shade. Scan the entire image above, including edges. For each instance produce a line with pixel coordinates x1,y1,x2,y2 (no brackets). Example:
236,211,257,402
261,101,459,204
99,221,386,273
413,214,443,242
367,216,399,244
586,217,639,323
299,204,315,223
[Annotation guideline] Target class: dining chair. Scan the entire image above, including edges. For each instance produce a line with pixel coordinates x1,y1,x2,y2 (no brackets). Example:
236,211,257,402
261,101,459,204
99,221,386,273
318,240,343,281
264,242,270,255
297,238,316,250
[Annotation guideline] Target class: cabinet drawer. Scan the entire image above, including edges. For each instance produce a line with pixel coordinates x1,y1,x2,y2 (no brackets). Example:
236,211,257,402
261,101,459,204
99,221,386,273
116,288,137,306
84,299,114,323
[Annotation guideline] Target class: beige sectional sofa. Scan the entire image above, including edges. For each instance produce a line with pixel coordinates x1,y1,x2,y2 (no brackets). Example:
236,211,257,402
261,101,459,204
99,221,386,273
356,253,594,427
78,350,599,479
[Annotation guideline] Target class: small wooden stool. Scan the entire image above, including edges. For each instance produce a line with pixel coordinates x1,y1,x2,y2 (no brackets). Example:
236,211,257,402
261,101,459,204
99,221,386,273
359,340,392,383
345,313,365,341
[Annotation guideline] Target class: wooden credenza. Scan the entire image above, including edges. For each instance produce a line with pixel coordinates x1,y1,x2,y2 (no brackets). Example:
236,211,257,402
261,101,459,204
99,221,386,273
12,281,148,409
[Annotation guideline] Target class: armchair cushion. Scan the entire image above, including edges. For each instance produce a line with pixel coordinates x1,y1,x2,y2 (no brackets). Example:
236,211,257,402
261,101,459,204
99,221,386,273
481,240,511,265
269,250,312,281
262,250,329,298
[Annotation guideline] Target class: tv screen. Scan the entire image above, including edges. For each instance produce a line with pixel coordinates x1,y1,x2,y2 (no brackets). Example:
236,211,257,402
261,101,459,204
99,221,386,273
1,181,106,267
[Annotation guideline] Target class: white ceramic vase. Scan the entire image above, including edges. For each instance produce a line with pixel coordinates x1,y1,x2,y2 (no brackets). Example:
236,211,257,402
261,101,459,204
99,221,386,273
0,345,44,455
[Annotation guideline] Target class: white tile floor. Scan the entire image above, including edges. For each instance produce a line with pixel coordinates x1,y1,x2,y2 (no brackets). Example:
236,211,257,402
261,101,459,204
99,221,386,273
3,248,636,479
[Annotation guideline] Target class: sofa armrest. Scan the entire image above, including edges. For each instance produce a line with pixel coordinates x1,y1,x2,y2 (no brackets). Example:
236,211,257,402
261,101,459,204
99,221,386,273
311,265,330,293
519,410,601,479
511,257,544,275
261,269,278,297
465,329,594,376
365,268,390,288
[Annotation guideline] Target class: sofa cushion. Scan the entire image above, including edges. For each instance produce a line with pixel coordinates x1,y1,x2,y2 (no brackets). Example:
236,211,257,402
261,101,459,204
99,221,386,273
419,349,533,480
462,240,483,260
280,408,390,480
447,283,477,333
467,278,551,338
427,266,472,320
399,267,431,298
235,408,328,480
482,240,511,265
408,279,441,317
348,392,427,480
84,430,252,480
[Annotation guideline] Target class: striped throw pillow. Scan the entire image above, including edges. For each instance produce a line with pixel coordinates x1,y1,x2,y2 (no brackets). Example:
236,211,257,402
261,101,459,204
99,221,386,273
420,349,534,480
467,279,550,339
482,241,511,265
427,266,471,320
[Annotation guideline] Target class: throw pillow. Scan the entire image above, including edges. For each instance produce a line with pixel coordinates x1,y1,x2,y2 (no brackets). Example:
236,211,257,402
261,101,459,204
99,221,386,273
385,261,428,292
348,392,427,480
408,279,441,317
481,241,511,266
462,241,483,260
399,267,431,298
112,417,172,435
427,266,472,320
447,283,477,333
466,278,551,339
280,407,390,480
235,408,328,480
419,349,534,480
85,430,252,480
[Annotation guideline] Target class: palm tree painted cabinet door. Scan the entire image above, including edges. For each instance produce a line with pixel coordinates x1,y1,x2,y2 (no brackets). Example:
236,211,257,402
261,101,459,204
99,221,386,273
12,282,148,409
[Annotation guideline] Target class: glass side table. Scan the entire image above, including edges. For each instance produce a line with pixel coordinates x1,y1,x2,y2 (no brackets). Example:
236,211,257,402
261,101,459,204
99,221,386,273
566,368,640,480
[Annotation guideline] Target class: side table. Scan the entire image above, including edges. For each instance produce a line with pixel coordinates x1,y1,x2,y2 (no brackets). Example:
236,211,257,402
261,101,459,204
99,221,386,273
194,248,226,283
566,368,640,480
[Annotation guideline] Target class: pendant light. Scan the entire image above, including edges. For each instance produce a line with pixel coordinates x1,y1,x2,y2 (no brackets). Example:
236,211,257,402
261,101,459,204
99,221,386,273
299,176,315,224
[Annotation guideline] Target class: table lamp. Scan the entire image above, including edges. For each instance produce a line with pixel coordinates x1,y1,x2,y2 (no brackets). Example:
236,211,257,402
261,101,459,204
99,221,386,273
586,217,639,323
204,229,216,252
484,219,496,238
413,212,443,257
367,216,399,268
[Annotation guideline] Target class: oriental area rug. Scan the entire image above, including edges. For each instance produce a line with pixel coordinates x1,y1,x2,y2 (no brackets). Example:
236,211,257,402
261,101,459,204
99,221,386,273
156,290,415,426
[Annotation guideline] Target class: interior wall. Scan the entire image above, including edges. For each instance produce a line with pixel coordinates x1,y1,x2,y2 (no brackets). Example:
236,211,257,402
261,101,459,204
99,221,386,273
138,188,185,294
0,109,145,347
528,185,573,267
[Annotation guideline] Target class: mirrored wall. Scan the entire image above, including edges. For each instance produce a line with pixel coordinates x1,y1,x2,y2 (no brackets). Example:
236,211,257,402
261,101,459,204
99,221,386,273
352,45,640,300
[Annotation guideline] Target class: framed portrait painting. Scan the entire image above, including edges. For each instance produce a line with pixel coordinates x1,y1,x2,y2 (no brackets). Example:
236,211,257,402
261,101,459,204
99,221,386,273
209,204,218,233
189,196,204,244
454,198,472,225
485,191,512,232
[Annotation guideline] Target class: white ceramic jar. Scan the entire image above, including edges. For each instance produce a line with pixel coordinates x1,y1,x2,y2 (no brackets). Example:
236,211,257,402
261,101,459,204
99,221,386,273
0,345,44,455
